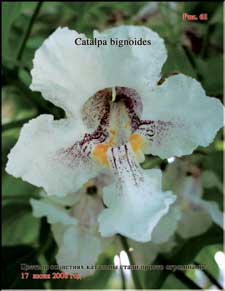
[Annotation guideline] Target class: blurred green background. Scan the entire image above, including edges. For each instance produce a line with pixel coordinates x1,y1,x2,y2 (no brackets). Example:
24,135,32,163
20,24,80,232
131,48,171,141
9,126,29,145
2,2,224,290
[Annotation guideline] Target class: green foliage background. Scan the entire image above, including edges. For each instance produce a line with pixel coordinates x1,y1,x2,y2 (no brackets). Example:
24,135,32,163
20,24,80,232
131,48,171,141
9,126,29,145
2,2,224,290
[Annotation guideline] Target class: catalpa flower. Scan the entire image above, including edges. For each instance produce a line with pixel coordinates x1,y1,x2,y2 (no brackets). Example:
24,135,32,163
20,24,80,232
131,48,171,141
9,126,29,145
163,159,224,238
116,206,180,266
31,173,177,277
6,25,224,242
31,176,111,277
126,237,176,267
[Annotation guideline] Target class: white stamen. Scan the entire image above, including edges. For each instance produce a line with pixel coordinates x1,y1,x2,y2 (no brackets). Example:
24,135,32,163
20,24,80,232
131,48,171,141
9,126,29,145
214,251,225,288
112,87,116,102
215,251,225,271
120,250,130,265
167,157,175,163
120,250,132,279
114,254,121,267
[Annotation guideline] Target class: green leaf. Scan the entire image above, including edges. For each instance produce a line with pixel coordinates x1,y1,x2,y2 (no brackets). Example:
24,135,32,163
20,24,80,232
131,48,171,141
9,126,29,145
144,226,222,289
2,171,39,200
195,244,222,280
162,45,196,78
171,226,223,265
38,217,57,264
2,85,37,124
2,2,22,60
144,264,169,289
196,56,223,95
201,151,223,182
210,23,223,52
2,203,40,246
162,274,191,289
210,4,223,24
203,188,223,211
2,129,19,168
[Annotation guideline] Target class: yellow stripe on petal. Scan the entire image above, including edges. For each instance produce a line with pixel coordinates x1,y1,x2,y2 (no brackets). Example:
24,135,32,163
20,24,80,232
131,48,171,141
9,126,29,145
129,133,146,162
92,144,110,167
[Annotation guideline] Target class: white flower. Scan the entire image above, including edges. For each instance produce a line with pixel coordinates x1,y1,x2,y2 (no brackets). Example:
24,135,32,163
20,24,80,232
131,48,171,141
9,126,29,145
98,168,177,242
126,237,177,266
163,159,224,238
123,204,180,264
30,176,111,277
6,25,224,242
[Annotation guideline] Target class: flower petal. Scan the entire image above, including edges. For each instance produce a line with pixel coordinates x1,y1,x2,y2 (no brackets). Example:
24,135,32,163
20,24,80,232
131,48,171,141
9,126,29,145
51,223,65,246
6,115,99,196
175,177,213,238
55,226,103,277
72,194,104,228
163,161,223,237
127,237,176,265
127,240,159,265
98,144,176,242
30,27,104,117
140,74,225,158
94,25,167,93
200,200,224,229
39,190,81,207
31,26,166,118
177,207,212,238
30,198,77,225
202,170,223,192
151,206,181,244
162,159,189,193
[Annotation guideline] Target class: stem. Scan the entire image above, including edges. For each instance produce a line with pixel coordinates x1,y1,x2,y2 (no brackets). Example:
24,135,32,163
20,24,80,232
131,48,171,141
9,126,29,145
182,45,202,81
37,232,54,256
194,262,223,290
157,256,202,289
2,116,37,132
159,3,177,40
174,270,202,289
119,256,126,290
119,235,143,289
10,78,51,113
200,25,215,59
3,193,39,200
17,2,43,61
